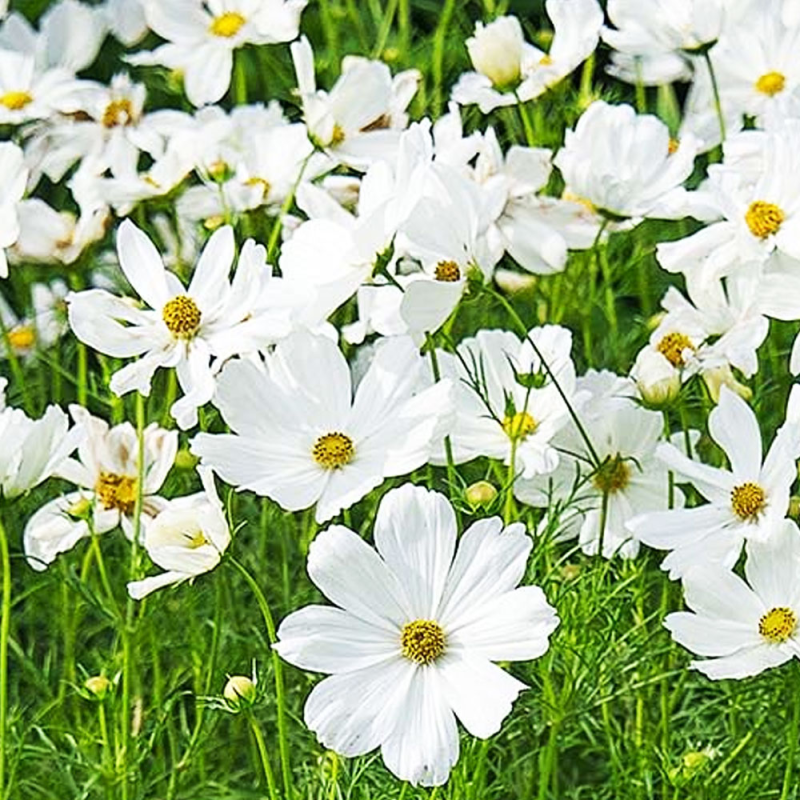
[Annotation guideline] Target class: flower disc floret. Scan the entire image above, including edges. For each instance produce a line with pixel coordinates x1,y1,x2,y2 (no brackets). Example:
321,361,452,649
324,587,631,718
755,71,786,97
162,295,202,338
656,332,694,368
312,432,354,469
102,98,134,128
209,11,246,37
592,455,631,494
502,411,537,441
8,325,36,351
401,619,446,665
731,482,766,521
759,607,796,643
0,91,33,111
434,260,461,282
95,472,138,515
745,201,784,239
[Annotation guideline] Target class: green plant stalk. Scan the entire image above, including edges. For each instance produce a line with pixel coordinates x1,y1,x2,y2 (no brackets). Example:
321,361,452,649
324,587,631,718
515,91,536,148
266,152,313,263
780,665,800,800
373,0,398,58
248,712,280,800
703,50,726,144
0,510,9,800
431,0,457,117
231,557,292,798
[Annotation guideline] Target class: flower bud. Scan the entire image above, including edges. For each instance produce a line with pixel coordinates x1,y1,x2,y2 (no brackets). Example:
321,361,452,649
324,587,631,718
84,675,112,700
702,365,751,403
467,17,524,88
631,348,680,408
223,675,256,708
465,481,497,508
174,448,199,471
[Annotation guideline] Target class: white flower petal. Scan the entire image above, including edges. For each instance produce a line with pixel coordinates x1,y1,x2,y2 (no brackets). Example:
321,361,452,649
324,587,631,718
117,220,171,310
709,387,762,481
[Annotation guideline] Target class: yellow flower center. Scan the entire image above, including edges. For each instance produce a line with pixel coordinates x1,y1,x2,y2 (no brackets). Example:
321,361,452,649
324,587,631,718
7,324,35,351
312,432,354,469
95,472,138,515
184,528,210,548
0,90,33,111
759,606,796,643
102,98,134,128
502,411,537,441
330,124,346,146
162,295,202,338
401,619,446,665
592,455,631,494
434,260,461,282
755,71,786,97
209,11,246,37
656,332,694,368
539,54,553,66
730,482,766,521
745,200,784,239
668,137,680,155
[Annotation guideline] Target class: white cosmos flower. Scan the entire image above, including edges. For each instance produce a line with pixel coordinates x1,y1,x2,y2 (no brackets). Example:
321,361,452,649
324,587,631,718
275,484,558,786
434,326,577,479
127,467,229,599
191,332,453,524
452,1,602,113
666,519,800,680
628,386,800,579
0,280,68,362
132,0,307,107
68,221,291,429
554,101,699,221
23,406,177,571
0,142,28,279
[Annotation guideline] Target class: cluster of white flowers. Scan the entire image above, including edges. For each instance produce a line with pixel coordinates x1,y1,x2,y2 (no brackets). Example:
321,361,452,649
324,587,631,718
4,0,800,790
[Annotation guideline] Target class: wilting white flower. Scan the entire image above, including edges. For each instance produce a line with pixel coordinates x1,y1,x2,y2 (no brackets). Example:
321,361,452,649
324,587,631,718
666,520,800,679
628,386,800,578
23,406,177,570
192,332,453,523
128,467,230,599
275,484,558,786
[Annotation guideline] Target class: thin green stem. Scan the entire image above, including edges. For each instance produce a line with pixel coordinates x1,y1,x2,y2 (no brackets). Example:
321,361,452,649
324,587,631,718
703,50,726,144
514,91,536,147
780,665,800,800
266,152,313,264
0,511,9,800
431,0,457,117
372,0,398,58
230,557,292,799
248,712,280,800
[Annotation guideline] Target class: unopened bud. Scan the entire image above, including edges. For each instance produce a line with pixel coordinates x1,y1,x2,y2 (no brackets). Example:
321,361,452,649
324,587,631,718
790,496,800,519
84,675,112,700
223,675,256,708
175,448,199,470
465,481,497,508
702,365,752,403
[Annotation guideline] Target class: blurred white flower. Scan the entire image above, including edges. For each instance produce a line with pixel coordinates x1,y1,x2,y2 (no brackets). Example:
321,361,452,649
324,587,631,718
0,142,27,278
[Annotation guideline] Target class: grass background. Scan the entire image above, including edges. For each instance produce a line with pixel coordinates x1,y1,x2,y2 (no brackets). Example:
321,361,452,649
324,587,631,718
4,0,800,798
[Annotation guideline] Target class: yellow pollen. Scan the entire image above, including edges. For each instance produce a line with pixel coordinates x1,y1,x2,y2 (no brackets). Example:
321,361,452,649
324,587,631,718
759,606,796,643
95,472,138,515
731,482,766,521
656,332,694,368
401,619,445,665
0,90,33,111
162,295,202,338
592,455,631,494
209,11,246,37
184,529,209,549
434,260,461,282
755,71,786,97
312,432,354,469
330,124,346,146
502,411,537,441
244,176,271,198
7,325,35,351
102,98,134,128
539,54,553,66
745,200,785,239
668,137,680,155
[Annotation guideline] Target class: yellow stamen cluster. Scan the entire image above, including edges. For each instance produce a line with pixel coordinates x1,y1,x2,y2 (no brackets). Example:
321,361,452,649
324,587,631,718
312,432,354,469
0,90,33,111
7,325,36,351
502,411,537,441
745,200,784,239
184,528,210,549
730,482,766,521
759,606,796,643
668,137,680,155
401,619,446,665
209,11,246,37
102,98,134,128
592,456,631,495
755,71,786,97
244,176,271,198
330,124,346,146
162,295,202,338
434,260,461,282
95,472,138,515
656,332,694,368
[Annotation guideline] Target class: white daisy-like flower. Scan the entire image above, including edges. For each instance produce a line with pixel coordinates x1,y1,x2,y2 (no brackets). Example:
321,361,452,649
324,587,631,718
191,332,453,523
67,221,292,429
23,406,177,571
275,484,559,786
628,386,800,579
666,519,800,680
131,0,307,107
0,142,28,279
127,467,230,599
0,280,68,362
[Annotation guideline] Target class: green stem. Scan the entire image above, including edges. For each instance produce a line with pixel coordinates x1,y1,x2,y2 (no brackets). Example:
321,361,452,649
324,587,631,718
703,50,726,144
431,0,457,117
266,152,313,264
0,511,9,800
248,712,280,800
780,665,800,800
514,91,536,147
372,0,398,58
230,557,292,799
233,49,248,105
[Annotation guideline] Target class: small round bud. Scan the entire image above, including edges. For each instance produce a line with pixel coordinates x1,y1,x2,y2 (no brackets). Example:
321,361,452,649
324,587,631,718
561,564,581,582
174,448,199,471
631,348,680,408
223,675,256,708
84,675,112,700
465,481,497,508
